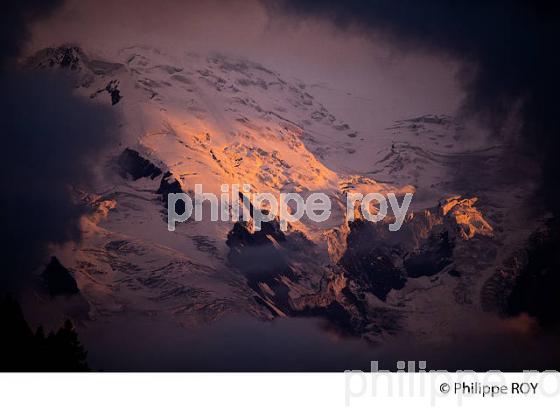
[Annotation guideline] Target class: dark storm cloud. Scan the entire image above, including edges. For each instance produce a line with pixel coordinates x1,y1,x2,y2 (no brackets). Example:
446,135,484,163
1,0,117,290
0,71,117,289
270,0,560,210
0,0,63,67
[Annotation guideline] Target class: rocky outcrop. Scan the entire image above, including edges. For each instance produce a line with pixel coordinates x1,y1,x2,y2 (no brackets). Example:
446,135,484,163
91,79,123,105
27,46,85,71
27,45,125,103
331,195,491,301
227,218,294,315
226,218,374,334
105,80,122,105
156,171,183,196
117,150,187,214
339,219,407,300
226,194,495,337
156,171,186,213
117,148,162,180
224,196,383,336
404,231,454,278
440,196,493,240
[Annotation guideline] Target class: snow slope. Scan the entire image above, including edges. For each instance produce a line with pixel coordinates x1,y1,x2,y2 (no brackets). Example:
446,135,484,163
27,45,541,345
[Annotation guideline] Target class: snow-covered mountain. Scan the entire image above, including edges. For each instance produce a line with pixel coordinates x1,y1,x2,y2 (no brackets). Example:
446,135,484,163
26,45,542,345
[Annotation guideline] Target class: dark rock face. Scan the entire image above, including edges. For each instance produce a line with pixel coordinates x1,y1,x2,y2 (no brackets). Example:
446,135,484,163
225,214,372,335
340,220,406,300
157,171,186,213
227,220,295,314
227,222,289,279
224,197,484,338
156,171,183,196
27,46,84,71
117,148,162,180
156,171,185,203
105,80,122,105
41,257,79,296
404,231,454,278
59,47,81,70
117,151,187,214
343,248,405,301
339,218,455,301
28,46,125,105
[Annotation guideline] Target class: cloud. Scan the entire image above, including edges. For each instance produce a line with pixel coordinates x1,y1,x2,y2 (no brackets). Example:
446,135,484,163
269,0,560,210
81,313,560,371
0,0,63,67
0,0,118,290
0,71,117,289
